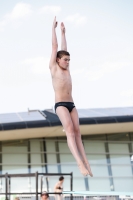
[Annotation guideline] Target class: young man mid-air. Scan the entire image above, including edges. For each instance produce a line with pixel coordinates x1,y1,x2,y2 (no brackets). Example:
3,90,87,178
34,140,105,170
49,17,93,177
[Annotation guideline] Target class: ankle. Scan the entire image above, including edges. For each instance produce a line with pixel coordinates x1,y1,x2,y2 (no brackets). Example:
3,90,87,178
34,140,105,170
77,160,84,165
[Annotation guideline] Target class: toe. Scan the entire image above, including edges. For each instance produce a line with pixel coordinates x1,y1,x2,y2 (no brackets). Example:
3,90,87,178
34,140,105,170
89,172,93,177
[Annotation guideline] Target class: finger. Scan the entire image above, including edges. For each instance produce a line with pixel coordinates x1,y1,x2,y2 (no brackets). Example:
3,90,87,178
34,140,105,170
54,16,56,22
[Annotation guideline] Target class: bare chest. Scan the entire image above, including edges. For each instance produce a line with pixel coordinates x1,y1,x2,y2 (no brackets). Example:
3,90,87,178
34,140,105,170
52,69,72,85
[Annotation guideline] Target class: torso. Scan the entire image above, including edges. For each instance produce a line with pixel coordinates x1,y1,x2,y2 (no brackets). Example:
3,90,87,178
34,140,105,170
50,64,73,103
54,181,63,192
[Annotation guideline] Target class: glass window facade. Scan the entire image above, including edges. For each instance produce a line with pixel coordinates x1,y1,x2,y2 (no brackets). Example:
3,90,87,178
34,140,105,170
0,132,133,194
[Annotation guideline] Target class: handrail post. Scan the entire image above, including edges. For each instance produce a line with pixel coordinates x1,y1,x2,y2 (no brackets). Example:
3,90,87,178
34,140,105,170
5,173,8,200
9,177,11,200
41,176,43,194
35,171,38,200
46,176,49,192
70,172,73,200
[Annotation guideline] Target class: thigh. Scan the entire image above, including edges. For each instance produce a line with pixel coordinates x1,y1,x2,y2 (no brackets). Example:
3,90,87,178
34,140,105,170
56,106,74,132
70,107,80,133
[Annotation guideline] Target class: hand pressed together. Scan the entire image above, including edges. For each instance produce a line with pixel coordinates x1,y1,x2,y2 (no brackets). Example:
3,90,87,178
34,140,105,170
61,22,65,33
53,16,58,29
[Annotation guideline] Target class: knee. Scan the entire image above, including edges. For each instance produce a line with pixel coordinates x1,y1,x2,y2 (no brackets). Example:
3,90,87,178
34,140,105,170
74,127,80,135
65,124,75,136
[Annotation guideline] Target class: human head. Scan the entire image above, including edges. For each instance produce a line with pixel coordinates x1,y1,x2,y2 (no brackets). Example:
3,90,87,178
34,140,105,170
14,198,19,200
41,191,49,200
56,50,70,69
57,50,70,59
59,176,64,182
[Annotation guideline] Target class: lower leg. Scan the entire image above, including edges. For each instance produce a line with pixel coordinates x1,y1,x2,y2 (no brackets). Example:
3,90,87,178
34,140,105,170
66,133,89,176
75,134,93,177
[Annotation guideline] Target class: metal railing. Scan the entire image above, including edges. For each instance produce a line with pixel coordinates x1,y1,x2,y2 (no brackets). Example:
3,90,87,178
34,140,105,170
0,171,73,200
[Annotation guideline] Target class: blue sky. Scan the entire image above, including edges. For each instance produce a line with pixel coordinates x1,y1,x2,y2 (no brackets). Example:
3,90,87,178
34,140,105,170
0,0,133,114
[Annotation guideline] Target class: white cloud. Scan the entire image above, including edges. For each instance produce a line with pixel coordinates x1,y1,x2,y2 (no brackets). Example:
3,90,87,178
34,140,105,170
0,57,49,86
0,3,32,31
71,69,85,75
71,61,124,82
65,14,87,26
0,20,6,32
120,89,133,97
101,62,122,74
6,3,32,20
86,60,129,81
86,70,104,81
39,6,61,15
120,99,133,107
22,56,49,74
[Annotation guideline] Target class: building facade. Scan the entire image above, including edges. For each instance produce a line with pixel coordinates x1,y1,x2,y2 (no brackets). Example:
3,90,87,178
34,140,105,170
0,107,133,196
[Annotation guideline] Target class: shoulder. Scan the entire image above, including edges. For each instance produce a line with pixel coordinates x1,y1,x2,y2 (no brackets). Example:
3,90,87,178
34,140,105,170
56,182,60,185
55,182,60,187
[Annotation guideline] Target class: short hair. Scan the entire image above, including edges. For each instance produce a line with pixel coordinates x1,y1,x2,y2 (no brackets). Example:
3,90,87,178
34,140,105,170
57,50,70,59
41,191,49,197
59,176,64,181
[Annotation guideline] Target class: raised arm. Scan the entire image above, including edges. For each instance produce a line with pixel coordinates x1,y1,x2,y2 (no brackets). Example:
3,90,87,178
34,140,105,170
61,22,67,51
49,17,58,69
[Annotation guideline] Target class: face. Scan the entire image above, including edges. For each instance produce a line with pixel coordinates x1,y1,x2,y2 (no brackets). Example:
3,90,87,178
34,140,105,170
41,194,48,200
60,179,64,183
57,55,70,69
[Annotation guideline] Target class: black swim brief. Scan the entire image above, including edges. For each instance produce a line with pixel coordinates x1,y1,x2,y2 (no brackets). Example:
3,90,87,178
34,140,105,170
55,102,75,113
